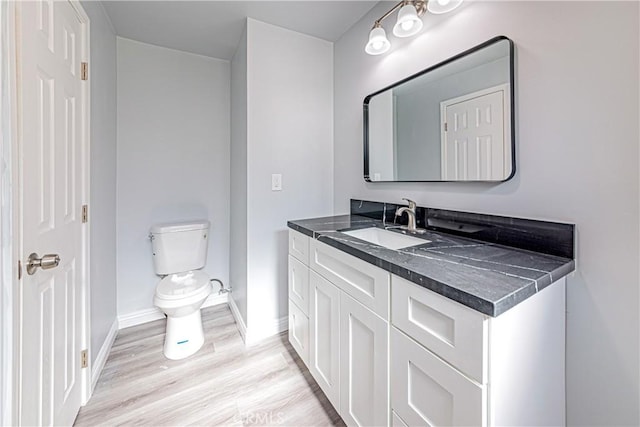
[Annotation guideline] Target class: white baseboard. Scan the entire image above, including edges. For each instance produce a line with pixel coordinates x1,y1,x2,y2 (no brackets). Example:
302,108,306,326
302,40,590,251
202,291,229,309
228,295,248,343
228,296,288,346
90,319,118,394
117,307,165,330
245,316,288,346
117,292,229,330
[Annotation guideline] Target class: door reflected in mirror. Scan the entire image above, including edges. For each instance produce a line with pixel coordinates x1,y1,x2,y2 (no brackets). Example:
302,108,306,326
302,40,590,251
364,36,515,182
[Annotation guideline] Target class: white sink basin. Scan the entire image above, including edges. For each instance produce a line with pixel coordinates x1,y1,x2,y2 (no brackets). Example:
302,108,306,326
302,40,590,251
341,227,429,250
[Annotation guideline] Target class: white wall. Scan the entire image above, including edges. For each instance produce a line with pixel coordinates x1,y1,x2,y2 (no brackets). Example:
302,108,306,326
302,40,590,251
246,19,334,334
230,25,248,323
81,1,117,365
116,38,230,317
229,19,334,339
334,1,639,425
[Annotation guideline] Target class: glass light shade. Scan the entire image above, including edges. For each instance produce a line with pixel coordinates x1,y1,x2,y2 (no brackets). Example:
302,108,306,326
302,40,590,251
365,26,391,55
393,4,423,38
427,0,464,14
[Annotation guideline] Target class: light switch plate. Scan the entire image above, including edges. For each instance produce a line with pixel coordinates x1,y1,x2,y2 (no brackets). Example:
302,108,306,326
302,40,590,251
271,174,282,191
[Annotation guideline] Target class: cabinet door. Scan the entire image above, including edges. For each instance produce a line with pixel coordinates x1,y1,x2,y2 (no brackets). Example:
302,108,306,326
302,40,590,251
288,299,309,365
309,271,341,410
340,293,389,427
288,255,309,315
391,328,485,427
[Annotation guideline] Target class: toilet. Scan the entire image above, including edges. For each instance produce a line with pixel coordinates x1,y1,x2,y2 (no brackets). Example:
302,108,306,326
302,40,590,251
150,220,213,360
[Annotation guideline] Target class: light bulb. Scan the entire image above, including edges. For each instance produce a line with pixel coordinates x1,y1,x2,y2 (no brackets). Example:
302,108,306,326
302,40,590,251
427,0,463,14
365,26,391,55
393,4,423,38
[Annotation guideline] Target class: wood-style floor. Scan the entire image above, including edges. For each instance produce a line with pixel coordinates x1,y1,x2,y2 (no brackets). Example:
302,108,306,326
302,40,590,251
75,305,343,426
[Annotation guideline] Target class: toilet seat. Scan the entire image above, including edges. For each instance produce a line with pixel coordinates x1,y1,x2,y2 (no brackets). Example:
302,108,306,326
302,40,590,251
155,270,211,300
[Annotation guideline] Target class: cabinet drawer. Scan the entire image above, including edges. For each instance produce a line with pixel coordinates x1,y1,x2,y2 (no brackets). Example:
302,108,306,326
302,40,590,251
391,275,488,383
289,229,310,264
391,328,485,427
288,299,309,365
288,255,309,315
310,239,390,320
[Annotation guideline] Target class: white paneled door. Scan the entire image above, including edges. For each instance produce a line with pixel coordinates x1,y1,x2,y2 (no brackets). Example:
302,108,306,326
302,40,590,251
441,85,509,181
17,1,89,425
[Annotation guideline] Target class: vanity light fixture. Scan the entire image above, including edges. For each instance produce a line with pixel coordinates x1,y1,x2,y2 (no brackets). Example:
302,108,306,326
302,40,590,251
427,0,464,14
365,0,463,55
365,23,391,55
393,3,424,37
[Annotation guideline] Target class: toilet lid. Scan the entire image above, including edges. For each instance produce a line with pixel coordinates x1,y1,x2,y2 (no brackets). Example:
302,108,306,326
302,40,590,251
156,270,211,300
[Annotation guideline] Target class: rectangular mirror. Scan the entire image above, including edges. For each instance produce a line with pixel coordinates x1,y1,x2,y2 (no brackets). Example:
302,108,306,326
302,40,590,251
364,36,515,182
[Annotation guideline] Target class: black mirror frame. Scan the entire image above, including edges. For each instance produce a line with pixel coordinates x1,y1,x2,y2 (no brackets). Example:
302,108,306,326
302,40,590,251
363,35,516,183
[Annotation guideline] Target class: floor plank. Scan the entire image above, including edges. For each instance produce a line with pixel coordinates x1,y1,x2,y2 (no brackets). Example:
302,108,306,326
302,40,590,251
75,305,344,427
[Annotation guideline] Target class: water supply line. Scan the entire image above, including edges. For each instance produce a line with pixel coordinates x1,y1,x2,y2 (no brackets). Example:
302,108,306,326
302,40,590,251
210,278,231,294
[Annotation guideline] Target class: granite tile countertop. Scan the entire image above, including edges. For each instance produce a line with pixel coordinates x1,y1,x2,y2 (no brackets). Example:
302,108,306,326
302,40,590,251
287,214,575,317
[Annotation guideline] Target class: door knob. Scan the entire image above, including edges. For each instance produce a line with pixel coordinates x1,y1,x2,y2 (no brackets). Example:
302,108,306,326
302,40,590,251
26,253,60,275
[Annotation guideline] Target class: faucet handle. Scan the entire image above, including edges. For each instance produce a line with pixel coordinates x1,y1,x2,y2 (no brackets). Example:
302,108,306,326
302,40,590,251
402,198,417,210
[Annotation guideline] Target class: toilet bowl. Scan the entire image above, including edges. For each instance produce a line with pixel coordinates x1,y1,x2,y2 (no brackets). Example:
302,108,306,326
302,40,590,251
149,220,212,360
154,270,212,360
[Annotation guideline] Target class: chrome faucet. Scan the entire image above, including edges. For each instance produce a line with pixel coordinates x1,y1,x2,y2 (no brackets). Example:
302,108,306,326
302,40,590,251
395,198,426,234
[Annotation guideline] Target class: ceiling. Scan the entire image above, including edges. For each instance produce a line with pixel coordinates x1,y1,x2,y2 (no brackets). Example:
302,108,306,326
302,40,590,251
102,1,382,60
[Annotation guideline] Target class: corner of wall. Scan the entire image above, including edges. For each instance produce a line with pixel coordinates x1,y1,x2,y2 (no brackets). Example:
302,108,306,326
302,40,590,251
90,319,118,395
96,1,116,35
227,293,248,342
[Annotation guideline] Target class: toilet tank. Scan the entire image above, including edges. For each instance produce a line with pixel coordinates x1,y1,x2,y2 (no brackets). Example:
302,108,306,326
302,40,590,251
150,220,210,275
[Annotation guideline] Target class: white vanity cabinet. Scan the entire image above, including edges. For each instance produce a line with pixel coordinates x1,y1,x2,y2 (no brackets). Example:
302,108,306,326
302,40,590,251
390,275,566,427
288,228,566,427
309,238,390,427
287,230,310,365
288,230,390,427
390,275,487,426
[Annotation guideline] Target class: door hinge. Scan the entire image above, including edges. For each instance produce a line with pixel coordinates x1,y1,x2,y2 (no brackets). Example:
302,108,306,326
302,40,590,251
444,122,448,132
82,204,88,223
81,349,88,368
81,62,88,81
18,260,22,280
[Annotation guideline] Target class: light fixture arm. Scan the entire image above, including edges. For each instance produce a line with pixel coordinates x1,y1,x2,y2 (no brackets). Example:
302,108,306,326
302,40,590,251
372,0,427,29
